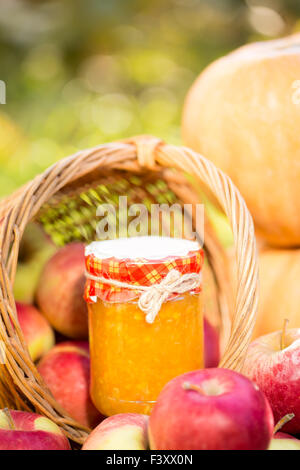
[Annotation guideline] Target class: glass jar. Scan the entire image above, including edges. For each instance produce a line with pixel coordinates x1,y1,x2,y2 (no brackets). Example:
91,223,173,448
85,236,204,416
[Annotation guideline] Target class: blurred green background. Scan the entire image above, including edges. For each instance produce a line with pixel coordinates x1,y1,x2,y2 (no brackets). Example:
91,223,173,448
0,0,299,198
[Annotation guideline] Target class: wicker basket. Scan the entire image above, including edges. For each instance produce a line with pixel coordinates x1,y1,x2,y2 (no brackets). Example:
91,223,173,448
0,136,258,445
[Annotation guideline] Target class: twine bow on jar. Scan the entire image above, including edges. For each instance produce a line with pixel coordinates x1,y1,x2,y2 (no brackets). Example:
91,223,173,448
85,269,202,323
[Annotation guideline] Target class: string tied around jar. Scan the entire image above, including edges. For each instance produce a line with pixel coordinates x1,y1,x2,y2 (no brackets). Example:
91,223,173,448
85,269,202,324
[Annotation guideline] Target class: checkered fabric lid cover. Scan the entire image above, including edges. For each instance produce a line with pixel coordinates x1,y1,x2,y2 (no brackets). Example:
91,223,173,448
84,237,204,303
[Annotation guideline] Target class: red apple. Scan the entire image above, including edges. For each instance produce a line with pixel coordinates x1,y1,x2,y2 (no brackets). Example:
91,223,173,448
37,341,102,428
243,328,300,434
0,409,70,450
274,431,297,439
204,318,220,368
148,368,274,450
36,243,88,338
82,414,149,450
269,432,300,450
16,302,55,362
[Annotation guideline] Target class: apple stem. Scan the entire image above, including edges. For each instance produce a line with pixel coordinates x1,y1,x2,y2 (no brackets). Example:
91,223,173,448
280,318,289,350
2,408,15,430
182,381,204,395
273,413,295,434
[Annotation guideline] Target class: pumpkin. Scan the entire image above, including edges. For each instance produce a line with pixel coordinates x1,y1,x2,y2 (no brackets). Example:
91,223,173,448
182,33,300,247
253,248,300,338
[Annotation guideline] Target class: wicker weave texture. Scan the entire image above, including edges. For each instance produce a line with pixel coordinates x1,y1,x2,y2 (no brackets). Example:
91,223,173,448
0,136,258,444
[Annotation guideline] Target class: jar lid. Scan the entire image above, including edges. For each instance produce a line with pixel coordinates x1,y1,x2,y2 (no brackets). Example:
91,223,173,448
84,236,204,305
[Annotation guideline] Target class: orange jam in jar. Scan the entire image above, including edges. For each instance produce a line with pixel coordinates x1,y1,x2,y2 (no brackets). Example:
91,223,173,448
85,237,204,416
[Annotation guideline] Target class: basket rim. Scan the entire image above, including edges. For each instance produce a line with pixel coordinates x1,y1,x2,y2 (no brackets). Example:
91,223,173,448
0,135,258,444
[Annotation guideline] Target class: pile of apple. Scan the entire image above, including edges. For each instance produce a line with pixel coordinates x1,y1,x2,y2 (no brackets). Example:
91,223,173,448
1,240,299,450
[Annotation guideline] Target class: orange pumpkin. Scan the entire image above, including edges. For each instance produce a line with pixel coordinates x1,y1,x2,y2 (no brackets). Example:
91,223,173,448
182,33,300,247
253,248,300,338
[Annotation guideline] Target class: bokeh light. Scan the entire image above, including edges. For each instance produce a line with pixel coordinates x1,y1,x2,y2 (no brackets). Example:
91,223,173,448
0,0,299,198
